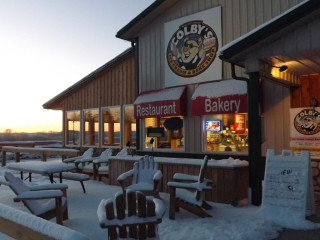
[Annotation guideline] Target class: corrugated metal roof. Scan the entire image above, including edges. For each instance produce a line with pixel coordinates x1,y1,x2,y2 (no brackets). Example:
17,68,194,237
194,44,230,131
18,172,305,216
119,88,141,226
43,47,134,109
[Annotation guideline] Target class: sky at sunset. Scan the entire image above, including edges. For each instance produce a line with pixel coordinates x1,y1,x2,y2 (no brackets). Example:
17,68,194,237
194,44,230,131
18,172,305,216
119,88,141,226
0,0,154,133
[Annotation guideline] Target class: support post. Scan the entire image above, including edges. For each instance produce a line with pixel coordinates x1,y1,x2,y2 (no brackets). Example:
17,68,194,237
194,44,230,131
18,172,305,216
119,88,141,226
247,72,264,206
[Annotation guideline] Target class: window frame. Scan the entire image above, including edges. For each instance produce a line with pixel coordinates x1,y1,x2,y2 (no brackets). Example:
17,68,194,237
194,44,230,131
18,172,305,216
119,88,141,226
65,110,81,147
100,105,122,149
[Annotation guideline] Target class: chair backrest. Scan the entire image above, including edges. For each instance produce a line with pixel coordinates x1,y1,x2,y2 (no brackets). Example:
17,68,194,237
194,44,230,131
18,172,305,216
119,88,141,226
100,148,113,160
116,147,129,157
198,155,209,183
132,155,158,184
99,190,163,239
82,148,94,158
4,172,41,214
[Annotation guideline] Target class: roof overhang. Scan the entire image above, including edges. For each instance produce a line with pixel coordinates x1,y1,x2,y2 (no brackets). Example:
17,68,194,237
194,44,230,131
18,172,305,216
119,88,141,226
116,0,179,41
219,0,320,70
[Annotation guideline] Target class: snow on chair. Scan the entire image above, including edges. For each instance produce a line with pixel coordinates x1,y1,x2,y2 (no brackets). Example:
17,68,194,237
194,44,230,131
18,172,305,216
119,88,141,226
63,148,94,166
76,148,113,180
117,155,162,198
97,190,165,240
167,155,212,219
4,171,69,225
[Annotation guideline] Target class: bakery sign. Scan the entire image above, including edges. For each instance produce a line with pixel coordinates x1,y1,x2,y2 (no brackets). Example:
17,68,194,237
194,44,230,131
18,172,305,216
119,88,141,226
164,7,222,88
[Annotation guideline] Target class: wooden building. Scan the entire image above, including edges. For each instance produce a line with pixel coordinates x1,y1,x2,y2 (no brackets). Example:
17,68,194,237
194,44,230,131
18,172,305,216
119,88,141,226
43,0,320,205
43,47,137,150
115,0,320,204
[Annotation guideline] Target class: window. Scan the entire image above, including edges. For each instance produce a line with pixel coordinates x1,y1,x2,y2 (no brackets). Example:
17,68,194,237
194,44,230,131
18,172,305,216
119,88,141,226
203,113,248,153
66,110,81,146
123,105,136,147
83,109,99,146
144,116,184,150
102,106,121,147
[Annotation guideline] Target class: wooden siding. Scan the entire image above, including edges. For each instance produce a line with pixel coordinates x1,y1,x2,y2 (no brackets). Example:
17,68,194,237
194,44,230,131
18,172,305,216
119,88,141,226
137,0,304,92
261,77,291,156
136,0,303,154
50,52,136,111
109,158,249,205
291,75,320,108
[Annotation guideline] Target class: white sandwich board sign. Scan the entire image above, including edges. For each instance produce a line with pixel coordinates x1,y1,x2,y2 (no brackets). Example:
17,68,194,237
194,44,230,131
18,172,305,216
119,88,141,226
261,149,315,223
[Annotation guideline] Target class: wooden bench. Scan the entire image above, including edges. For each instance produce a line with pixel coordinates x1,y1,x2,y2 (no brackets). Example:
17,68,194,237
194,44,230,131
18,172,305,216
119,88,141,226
97,190,165,239
1,146,79,166
53,172,90,193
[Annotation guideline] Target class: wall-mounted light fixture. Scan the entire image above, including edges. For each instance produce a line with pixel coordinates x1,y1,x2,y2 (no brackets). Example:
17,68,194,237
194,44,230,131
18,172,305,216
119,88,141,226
273,65,288,72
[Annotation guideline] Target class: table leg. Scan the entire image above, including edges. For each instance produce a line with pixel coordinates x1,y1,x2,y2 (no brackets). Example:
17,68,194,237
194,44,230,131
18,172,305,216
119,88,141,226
49,174,54,183
2,151,6,167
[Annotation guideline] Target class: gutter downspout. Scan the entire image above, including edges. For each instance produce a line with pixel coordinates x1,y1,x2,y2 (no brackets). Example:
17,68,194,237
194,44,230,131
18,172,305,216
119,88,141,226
231,63,263,206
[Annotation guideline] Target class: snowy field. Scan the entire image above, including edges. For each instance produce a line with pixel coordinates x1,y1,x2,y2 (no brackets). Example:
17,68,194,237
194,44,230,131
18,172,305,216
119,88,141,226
0,157,319,240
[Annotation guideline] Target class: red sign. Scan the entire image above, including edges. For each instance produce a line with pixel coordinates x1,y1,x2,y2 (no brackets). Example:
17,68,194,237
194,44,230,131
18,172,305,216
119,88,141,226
234,114,246,134
134,87,187,119
192,94,247,115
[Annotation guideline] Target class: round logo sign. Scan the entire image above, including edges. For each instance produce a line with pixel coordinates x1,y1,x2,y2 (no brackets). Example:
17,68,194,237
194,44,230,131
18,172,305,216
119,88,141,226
293,109,320,135
166,20,218,78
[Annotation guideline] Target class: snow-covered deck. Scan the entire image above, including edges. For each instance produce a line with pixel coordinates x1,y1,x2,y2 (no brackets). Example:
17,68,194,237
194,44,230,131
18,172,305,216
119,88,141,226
0,157,319,240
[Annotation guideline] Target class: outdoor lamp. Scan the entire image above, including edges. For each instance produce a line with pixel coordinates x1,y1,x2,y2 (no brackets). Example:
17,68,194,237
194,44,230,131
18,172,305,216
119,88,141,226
273,65,288,72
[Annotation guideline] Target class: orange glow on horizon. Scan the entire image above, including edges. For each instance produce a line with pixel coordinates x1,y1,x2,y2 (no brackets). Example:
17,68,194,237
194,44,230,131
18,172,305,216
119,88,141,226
0,124,62,133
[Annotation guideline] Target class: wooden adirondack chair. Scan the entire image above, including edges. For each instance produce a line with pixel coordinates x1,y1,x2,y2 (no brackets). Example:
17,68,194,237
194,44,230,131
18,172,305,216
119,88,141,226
97,190,165,240
63,148,94,164
4,172,68,225
167,155,212,219
77,148,113,180
117,155,162,198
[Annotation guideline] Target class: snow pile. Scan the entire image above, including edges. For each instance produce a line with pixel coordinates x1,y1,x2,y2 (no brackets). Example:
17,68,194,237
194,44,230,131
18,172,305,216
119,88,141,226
209,157,249,167
192,79,247,99
0,203,88,240
134,86,185,104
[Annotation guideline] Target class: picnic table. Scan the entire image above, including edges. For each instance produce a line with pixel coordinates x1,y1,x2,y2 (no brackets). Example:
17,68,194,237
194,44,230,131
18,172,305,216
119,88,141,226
1,146,79,166
7,161,76,183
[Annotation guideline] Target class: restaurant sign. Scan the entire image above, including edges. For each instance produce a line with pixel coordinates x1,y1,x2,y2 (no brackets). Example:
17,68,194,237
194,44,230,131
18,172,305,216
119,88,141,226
164,7,222,88
192,94,247,115
134,87,187,119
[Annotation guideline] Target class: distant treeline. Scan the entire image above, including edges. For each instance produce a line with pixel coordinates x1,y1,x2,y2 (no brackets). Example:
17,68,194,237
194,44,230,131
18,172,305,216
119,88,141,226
0,132,62,141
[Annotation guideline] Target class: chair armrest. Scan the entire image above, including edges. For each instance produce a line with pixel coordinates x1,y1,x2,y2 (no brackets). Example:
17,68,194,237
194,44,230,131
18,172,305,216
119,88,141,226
93,158,109,164
173,173,198,182
15,190,63,201
63,156,80,163
117,169,135,182
153,170,162,182
154,198,165,219
29,184,68,191
167,181,211,191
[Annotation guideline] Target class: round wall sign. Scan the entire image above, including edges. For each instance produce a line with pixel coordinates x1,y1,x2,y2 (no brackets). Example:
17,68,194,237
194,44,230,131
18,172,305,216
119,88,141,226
166,20,218,78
